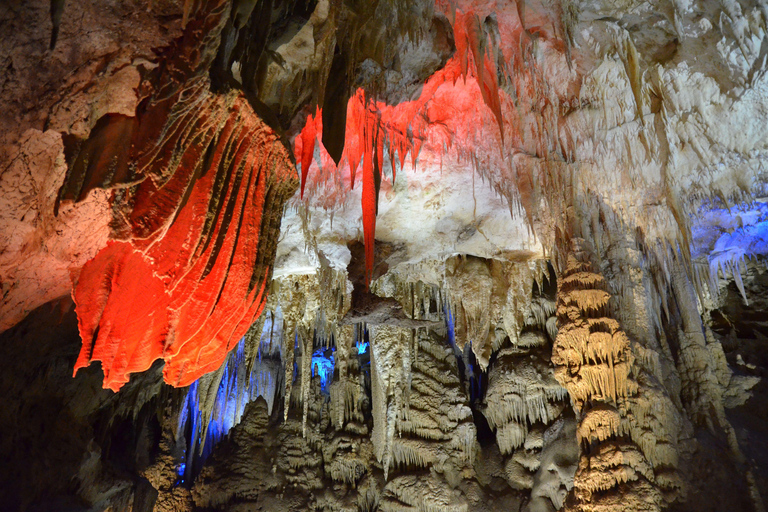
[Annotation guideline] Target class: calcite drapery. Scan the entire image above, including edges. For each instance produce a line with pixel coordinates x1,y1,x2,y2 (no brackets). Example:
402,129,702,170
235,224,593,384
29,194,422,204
72,92,296,391
66,2,299,391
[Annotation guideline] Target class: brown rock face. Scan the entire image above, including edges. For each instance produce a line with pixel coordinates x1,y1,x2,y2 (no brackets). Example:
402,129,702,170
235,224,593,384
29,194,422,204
0,129,110,332
0,0,181,332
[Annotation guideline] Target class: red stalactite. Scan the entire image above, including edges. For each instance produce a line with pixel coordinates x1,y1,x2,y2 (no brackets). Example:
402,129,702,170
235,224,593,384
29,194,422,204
291,1,577,289
361,112,378,289
298,109,318,198
345,91,368,189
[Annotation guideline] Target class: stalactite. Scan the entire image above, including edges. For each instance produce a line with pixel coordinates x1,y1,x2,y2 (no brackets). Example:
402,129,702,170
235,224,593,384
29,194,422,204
297,108,319,199
462,10,505,144
282,325,296,422
362,108,378,289
301,333,312,437
369,324,412,480
445,256,540,368
176,332,281,480
621,33,644,126
330,325,355,428
484,338,569,455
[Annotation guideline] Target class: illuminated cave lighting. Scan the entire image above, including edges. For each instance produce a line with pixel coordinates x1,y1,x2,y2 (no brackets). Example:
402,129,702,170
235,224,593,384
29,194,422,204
177,335,280,483
691,200,768,302
176,462,186,485
356,340,369,355
444,303,456,346
296,1,520,288
442,303,483,401
691,201,768,258
311,348,335,392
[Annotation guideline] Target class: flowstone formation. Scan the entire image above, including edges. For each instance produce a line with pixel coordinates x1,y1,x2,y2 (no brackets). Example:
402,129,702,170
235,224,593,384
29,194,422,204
2,0,768,511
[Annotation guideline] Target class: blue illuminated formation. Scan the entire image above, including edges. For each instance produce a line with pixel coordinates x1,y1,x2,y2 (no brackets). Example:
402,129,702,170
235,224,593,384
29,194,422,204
444,303,456,345
177,335,279,484
469,365,482,402
356,340,369,354
691,200,768,301
176,462,186,485
311,348,335,391
441,303,485,401
692,201,768,260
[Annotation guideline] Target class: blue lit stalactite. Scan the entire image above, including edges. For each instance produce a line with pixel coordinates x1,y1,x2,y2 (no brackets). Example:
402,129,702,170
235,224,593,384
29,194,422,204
464,341,482,403
175,331,282,484
356,326,372,398
691,200,768,302
444,302,456,346
444,301,484,403
311,347,335,392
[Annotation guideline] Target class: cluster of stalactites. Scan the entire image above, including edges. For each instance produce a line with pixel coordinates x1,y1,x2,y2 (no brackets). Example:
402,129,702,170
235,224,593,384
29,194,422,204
175,328,281,481
329,324,369,431
267,270,352,435
445,257,551,369
370,279,444,325
484,342,569,455
369,325,476,482
525,296,559,342
691,201,768,306
370,257,553,368
293,0,581,289
295,92,426,288
478,268,566,459
369,325,415,481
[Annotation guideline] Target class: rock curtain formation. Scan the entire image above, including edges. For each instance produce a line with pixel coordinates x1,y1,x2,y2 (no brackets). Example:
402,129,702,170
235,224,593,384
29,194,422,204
60,2,298,390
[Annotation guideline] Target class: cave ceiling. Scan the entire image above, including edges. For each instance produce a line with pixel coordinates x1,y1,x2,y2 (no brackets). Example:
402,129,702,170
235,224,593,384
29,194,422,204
1,0,768,511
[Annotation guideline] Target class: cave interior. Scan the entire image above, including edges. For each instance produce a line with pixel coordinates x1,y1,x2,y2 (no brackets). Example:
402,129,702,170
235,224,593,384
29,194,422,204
1,0,768,511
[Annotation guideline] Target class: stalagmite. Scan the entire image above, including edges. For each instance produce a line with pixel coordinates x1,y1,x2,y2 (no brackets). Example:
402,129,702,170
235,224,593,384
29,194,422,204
552,239,676,511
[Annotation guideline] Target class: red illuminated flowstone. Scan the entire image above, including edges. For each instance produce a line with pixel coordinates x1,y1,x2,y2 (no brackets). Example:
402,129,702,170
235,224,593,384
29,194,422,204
68,0,573,391
72,91,296,391
67,2,298,391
